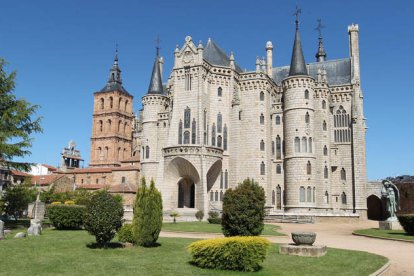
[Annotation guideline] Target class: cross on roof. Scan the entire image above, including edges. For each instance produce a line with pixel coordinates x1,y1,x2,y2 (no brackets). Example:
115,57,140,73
155,36,161,56
315,18,325,37
293,5,301,29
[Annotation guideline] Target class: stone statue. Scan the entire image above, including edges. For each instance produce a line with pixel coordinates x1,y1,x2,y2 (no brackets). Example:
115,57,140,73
381,180,400,220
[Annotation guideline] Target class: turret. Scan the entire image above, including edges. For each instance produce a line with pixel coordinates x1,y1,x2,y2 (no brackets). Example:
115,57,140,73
348,24,360,82
315,19,327,62
266,41,273,76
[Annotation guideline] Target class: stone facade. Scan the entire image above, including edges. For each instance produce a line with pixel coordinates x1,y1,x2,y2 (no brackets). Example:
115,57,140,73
137,23,368,218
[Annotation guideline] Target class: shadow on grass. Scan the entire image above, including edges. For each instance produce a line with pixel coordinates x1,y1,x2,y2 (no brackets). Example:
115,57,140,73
141,242,161,248
86,242,124,249
388,232,414,237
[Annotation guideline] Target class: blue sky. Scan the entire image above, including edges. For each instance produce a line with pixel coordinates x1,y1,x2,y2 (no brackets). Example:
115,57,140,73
1,0,412,180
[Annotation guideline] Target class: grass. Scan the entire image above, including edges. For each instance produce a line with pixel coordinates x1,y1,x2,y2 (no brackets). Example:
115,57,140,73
162,221,284,236
354,228,414,241
0,229,387,275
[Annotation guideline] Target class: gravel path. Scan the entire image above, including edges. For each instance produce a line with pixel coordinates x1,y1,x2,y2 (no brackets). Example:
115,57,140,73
160,220,414,275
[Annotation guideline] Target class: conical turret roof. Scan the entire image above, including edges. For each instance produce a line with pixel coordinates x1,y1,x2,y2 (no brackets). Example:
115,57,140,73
147,55,164,95
289,25,308,76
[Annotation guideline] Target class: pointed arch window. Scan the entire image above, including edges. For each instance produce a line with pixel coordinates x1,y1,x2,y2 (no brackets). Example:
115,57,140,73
323,145,328,156
217,135,222,148
210,191,214,201
275,115,281,125
220,191,224,201
217,113,222,133
324,166,329,179
260,91,264,101
295,137,300,153
100,98,104,109
304,89,309,99
183,131,190,144
223,125,228,150
322,100,326,109
260,113,264,125
145,146,150,159
124,122,128,133
323,120,327,131
313,187,316,202
299,186,305,202
98,120,103,132
305,112,310,123
307,186,312,202
260,140,265,151
324,191,329,203
309,137,313,153
276,185,282,209
260,162,265,175
220,172,223,189
118,120,122,132
218,87,222,97
109,97,113,108
211,124,216,146
125,100,128,112
272,190,275,205
341,192,347,204
184,107,191,128
276,164,282,174
341,168,346,180
307,161,312,175
271,141,275,155
191,119,196,144
276,136,281,159
215,191,218,201
224,170,228,189
178,120,183,144
119,97,123,110
302,137,307,153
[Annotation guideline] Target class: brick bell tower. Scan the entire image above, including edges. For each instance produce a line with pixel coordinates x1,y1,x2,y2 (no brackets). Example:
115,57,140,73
89,49,134,167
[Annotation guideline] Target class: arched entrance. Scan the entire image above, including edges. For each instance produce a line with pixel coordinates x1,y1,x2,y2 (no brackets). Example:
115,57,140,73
178,177,195,208
367,194,383,221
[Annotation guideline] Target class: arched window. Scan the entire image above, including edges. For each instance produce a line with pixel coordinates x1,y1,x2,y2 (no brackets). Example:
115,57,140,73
239,110,242,120
98,120,103,132
191,119,196,144
275,115,281,125
276,136,281,159
324,166,328,179
260,91,264,101
276,164,282,174
307,161,311,175
217,113,222,133
334,106,351,143
271,141,275,155
276,185,282,209
124,122,128,133
104,146,109,159
305,112,310,123
178,120,183,144
119,97,122,109
324,191,329,203
260,162,265,175
183,131,190,144
322,100,326,109
211,124,216,146
125,100,128,112
260,113,264,125
184,107,191,128
295,137,300,153
323,145,328,156
118,147,121,159
307,186,312,202
109,97,113,108
309,137,313,153
272,190,275,205
145,146,150,159
96,178,99,184
210,191,214,201
220,191,224,201
304,89,309,99
323,120,327,131
223,125,228,150
260,140,265,151
341,192,347,204
341,168,346,180
215,191,218,201
218,87,222,97
100,98,104,109
97,147,102,159
118,120,122,132
121,176,126,184
224,170,228,189
220,172,223,189
302,137,307,152
313,187,316,202
299,186,305,202
217,135,222,148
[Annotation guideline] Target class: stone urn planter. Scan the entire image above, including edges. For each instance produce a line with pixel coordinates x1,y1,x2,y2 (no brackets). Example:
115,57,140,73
291,232,316,246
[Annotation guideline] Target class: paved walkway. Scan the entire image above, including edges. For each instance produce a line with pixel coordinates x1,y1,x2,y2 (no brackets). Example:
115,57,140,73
160,220,414,275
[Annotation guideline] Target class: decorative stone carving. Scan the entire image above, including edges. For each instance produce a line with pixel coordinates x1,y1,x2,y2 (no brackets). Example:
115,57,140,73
381,180,400,220
291,232,316,246
27,219,42,236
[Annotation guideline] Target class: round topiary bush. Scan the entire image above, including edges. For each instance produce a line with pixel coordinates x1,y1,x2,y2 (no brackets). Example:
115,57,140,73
47,204,85,230
117,224,135,243
83,190,124,246
195,210,204,221
207,211,221,224
221,178,266,237
397,214,414,235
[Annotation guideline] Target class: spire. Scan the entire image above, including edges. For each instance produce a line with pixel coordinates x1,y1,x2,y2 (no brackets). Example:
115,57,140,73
147,50,164,95
315,19,327,62
289,6,308,76
108,47,122,84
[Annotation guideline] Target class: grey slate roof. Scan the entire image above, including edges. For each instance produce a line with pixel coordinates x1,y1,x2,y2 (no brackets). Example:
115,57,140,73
289,28,308,76
203,39,243,72
147,57,165,95
272,58,352,86
99,82,130,95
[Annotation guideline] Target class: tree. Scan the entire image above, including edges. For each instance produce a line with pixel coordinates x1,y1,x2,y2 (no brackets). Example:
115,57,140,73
1,183,36,220
132,177,163,247
0,58,42,171
221,178,266,237
83,190,123,247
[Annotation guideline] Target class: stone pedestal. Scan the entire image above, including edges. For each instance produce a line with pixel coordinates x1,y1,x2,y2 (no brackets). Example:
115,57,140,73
27,219,42,236
279,244,327,257
379,220,403,230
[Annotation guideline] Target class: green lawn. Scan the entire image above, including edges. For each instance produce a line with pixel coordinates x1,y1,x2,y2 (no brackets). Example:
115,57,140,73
0,229,387,275
354,228,414,241
162,221,284,236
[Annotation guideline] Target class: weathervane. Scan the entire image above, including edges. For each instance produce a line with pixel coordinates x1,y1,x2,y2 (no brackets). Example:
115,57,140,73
155,35,161,56
293,5,301,29
315,18,325,38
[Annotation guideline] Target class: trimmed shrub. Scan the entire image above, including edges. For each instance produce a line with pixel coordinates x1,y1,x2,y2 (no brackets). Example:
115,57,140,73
83,190,124,246
222,178,266,237
51,201,62,205
397,214,414,235
207,211,221,224
170,211,179,223
132,178,163,247
188,236,270,271
195,210,204,221
47,204,85,230
117,224,135,243
64,200,75,205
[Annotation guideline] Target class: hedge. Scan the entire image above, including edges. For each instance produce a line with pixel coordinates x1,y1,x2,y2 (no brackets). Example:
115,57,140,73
188,236,270,271
397,214,414,235
117,224,135,243
207,211,221,224
47,204,85,230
